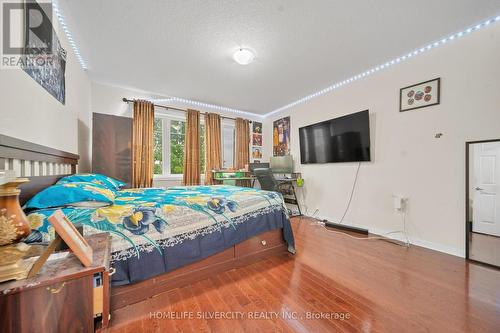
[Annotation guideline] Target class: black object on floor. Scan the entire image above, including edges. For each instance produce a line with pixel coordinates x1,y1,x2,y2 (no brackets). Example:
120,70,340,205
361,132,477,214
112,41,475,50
324,220,369,235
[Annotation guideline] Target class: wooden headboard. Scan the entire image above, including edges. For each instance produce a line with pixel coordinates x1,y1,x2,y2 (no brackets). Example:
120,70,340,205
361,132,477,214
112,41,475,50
0,134,79,205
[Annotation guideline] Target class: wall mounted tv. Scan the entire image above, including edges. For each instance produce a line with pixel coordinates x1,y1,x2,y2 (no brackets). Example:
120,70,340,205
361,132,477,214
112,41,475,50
299,110,371,164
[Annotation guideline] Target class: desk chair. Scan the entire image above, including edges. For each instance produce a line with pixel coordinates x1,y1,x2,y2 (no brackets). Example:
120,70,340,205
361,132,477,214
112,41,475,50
253,168,302,216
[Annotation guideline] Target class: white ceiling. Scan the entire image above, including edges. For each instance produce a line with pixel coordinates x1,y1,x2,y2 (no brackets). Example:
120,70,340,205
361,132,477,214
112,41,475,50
63,0,500,114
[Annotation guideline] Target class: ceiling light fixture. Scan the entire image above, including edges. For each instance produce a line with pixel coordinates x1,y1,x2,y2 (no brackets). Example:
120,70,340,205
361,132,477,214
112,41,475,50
233,48,256,65
264,14,500,117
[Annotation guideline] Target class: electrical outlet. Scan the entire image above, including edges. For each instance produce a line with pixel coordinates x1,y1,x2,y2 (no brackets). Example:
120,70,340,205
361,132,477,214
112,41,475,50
393,195,407,212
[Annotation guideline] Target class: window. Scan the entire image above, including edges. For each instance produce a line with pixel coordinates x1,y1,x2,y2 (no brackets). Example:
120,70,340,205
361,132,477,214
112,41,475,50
222,125,235,169
169,120,185,174
153,115,210,177
153,118,163,175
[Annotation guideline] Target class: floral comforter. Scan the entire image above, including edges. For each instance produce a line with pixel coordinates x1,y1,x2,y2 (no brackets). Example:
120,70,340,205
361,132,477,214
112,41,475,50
26,185,295,285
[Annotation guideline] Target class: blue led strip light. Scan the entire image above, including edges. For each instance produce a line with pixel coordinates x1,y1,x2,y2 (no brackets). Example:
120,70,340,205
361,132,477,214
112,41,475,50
52,0,87,70
265,14,500,117
152,97,264,118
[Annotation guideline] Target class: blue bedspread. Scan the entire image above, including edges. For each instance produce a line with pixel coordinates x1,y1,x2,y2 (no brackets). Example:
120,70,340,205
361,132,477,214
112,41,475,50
25,185,295,285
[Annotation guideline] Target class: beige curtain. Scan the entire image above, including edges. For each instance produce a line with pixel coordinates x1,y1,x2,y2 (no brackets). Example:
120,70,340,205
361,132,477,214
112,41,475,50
204,113,222,185
132,100,154,188
182,109,201,185
235,118,250,169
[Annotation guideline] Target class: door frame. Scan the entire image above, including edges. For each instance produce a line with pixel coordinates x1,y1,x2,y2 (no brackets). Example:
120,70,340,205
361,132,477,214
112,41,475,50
465,138,500,268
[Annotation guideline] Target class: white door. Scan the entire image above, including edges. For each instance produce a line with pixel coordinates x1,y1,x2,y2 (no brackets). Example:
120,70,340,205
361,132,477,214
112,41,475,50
472,142,500,236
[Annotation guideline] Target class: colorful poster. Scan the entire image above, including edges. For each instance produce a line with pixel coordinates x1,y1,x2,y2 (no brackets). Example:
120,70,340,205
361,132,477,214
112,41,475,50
252,133,262,146
252,147,263,159
273,116,290,156
252,122,262,134
251,121,263,162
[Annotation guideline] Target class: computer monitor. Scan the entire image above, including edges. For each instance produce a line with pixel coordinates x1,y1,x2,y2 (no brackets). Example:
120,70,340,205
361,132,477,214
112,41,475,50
270,156,293,173
249,162,270,172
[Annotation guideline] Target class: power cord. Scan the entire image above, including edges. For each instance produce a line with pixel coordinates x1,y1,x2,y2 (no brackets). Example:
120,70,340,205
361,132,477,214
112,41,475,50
308,213,411,248
400,209,410,247
318,223,409,247
338,162,361,224
300,161,410,248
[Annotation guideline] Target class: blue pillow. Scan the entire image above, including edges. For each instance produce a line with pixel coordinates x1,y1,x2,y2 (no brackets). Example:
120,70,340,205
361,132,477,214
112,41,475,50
57,173,126,191
24,182,115,210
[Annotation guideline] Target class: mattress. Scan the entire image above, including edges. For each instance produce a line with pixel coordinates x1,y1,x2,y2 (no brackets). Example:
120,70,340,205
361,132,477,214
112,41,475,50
25,185,295,285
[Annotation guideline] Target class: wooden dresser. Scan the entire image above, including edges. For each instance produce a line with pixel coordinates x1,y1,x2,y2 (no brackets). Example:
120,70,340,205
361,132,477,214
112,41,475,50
92,113,133,187
0,233,112,333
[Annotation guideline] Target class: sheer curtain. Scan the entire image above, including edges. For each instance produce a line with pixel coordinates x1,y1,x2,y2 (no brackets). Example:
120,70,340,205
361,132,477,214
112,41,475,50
204,113,222,185
132,100,154,188
182,109,201,185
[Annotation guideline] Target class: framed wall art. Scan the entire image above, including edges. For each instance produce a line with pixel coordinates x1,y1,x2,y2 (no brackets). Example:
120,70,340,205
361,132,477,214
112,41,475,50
400,78,440,112
273,116,290,156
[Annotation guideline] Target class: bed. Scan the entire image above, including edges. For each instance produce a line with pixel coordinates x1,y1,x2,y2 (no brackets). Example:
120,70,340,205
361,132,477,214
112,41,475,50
0,134,295,310
24,185,295,285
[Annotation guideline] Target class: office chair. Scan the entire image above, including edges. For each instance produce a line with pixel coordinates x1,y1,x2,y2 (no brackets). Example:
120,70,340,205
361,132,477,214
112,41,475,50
253,168,281,192
253,168,302,216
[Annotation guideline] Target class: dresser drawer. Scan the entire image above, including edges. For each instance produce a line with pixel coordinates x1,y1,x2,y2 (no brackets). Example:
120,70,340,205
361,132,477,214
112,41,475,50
0,275,94,333
235,229,285,257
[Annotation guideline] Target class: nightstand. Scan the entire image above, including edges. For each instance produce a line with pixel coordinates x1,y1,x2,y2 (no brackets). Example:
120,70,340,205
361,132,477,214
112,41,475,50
0,233,112,333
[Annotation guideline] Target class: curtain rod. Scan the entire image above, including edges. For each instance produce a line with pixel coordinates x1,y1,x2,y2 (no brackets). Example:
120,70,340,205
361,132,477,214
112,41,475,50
122,98,252,123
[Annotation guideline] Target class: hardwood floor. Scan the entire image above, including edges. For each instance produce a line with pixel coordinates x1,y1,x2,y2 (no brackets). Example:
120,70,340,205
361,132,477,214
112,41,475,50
469,231,500,267
103,217,500,332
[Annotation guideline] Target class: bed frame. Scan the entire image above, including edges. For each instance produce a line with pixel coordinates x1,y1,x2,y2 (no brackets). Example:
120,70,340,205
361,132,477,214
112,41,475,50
0,134,79,204
0,134,289,312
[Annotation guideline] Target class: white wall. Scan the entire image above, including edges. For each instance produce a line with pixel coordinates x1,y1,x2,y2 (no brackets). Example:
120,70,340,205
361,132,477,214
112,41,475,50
263,23,500,257
0,13,91,171
90,82,266,187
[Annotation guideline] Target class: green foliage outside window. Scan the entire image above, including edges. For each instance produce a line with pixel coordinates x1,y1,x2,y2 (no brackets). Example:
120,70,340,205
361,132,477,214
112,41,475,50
153,118,163,175
154,118,206,175
170,120,185,174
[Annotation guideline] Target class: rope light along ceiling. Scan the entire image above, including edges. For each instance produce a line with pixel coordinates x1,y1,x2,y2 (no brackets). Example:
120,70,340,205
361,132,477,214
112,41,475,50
152,97,265,118
264,14,500,118
51,0,259,117
51,0,87,70
51,3,499,118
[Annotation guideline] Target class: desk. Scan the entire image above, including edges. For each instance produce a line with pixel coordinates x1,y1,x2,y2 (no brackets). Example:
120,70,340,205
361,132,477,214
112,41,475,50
212,170,255,187
212,171,303,215
275,177,299,182
276,178,302,216
275,176,303,216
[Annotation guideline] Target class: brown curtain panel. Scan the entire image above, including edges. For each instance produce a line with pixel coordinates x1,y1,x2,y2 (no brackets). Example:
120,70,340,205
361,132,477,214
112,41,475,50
204,113,222,185
235,118,250,169
182,109,201,185
132,100,154,188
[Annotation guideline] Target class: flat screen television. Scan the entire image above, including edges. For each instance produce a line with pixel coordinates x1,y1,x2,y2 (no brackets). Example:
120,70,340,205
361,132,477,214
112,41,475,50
299,110,371,164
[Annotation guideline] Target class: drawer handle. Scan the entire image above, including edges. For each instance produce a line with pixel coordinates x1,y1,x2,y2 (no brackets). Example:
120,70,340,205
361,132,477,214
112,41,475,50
47,282,66,294
108,267,116,276
261,240,267,246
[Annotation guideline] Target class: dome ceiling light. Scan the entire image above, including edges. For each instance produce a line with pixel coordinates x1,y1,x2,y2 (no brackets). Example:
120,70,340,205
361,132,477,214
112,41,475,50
233,48,256,65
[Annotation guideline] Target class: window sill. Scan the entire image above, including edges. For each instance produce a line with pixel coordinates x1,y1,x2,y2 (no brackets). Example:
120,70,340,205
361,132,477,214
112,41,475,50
154,175,206,181
154,175,183,181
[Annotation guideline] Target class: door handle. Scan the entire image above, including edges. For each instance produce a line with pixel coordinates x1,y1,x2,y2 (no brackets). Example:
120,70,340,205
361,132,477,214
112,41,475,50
475,187,484,191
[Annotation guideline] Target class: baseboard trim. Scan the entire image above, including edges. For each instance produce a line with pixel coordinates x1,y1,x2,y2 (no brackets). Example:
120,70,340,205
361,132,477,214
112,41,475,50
305,214,465,258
